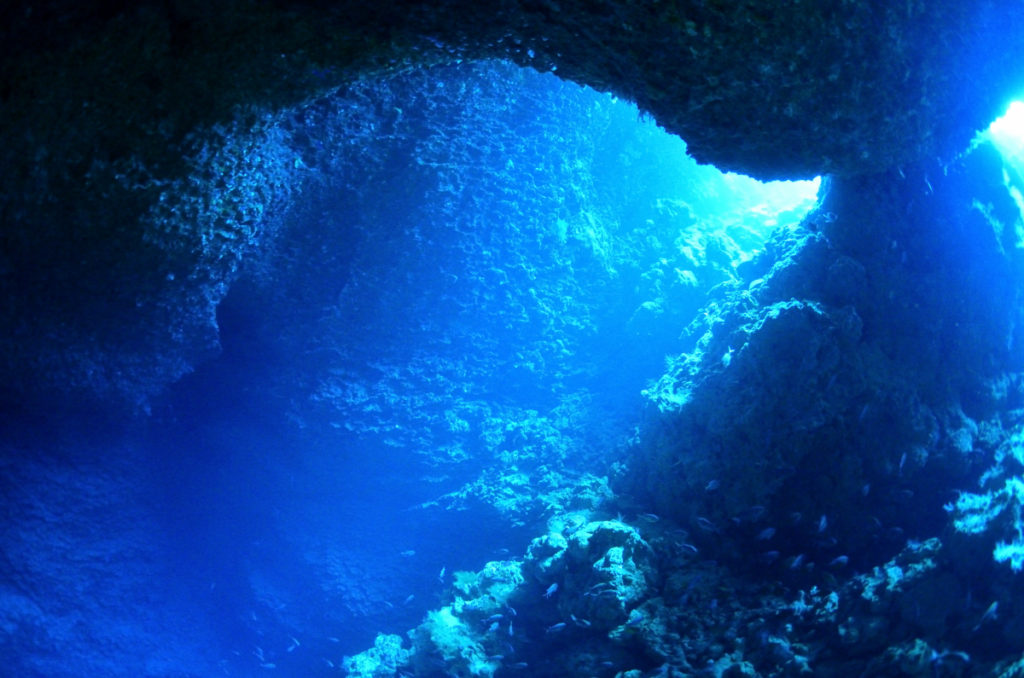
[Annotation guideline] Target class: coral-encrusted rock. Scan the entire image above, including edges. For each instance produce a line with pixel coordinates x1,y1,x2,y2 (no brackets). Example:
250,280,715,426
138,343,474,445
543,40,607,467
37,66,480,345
342,634,410,678
857,538,942,612
522,519,656,630
563,521,656,629
609,598,686,665
410,606,499,678
641,297,867,525
996,653,1024,677
862,639,969,678
360,559,525,678
523,531,569,583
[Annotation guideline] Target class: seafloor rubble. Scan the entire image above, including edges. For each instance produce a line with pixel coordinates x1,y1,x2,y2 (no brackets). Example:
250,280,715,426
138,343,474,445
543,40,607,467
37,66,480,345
345,525,1019,677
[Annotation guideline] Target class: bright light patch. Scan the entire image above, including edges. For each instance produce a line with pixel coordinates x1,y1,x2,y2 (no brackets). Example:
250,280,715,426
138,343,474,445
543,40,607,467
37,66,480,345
987,100,1024,161
724,173,822,216
986,100,1024,229
613,97,821,240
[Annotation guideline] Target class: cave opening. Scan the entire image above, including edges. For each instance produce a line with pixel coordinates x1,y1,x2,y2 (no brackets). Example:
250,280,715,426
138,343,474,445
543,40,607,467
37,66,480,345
7,2,1024,675
147,59,820,669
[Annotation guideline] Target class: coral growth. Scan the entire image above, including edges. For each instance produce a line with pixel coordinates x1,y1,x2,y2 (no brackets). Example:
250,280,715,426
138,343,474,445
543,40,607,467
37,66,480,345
953,427,1024,571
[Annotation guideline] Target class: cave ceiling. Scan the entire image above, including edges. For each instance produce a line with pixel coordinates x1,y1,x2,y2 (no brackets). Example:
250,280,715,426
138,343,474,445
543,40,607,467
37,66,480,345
2,0,1024,408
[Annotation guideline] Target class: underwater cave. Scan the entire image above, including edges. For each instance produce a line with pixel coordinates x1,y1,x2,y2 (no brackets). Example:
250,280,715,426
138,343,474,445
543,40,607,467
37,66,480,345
5,2,1024,677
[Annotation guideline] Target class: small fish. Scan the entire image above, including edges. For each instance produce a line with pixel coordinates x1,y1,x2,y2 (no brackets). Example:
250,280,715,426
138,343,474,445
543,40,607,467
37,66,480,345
483,613,504,623
259,663,276,670
886,526,905,540
487,622,499,634
682,574,702,597
487,655,505,662
571,613,591,627
828,555,849,567
756,527,776,541
696,516,718,532
759,550,780,564
898,452,907,475
400,550,415,557
705,480,720,492
439,566,446,582
508,621,514,637
286,636,300,652
510,663,529,670
404,594,415,605
506,605,517,616
817,515,828,533
861,483,871,496
679,542,699,555
789,554,805,569
638,512,660,523
931,649,970,666
546,622,567,633
973,601,999,631
327,637,340,644
544,582,559,598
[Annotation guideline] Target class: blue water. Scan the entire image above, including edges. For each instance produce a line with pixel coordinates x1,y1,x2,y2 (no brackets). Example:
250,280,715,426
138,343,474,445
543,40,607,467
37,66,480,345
14,58,1024,678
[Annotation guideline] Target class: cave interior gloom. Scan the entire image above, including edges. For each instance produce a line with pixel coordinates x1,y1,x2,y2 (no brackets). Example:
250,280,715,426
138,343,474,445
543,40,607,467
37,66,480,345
5,2,1024,677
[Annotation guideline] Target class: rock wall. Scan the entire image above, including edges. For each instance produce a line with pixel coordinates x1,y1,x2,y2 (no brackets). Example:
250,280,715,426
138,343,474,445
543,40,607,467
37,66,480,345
3,1,1024,409
343,139,1024,678
628,141,1024,572
0,424,219,677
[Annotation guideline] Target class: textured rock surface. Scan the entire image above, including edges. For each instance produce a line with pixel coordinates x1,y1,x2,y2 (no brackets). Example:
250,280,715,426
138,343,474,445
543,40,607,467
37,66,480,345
198,60,796,529
625,139,1024,577
0,427,218,677
4,1,1024,409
